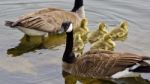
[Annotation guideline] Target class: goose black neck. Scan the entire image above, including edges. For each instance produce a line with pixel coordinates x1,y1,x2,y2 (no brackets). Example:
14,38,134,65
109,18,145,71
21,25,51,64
71,0,83,12
63,31,75,63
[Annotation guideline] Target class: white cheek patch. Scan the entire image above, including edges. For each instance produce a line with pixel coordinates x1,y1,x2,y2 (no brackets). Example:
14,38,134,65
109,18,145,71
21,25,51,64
66,24,73,32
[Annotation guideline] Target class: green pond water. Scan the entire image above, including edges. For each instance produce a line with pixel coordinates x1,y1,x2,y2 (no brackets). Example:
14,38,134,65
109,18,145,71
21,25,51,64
0,0,150,84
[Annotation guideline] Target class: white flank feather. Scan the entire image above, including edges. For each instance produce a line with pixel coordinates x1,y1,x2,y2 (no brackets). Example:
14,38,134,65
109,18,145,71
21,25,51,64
111,64,142,79
111,68,140,78
18,27,46,36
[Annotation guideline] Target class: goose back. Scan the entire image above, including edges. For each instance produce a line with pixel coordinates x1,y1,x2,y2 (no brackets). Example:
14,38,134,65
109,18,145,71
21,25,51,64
63,50,144,78
16,11,81,33
19,8,64,18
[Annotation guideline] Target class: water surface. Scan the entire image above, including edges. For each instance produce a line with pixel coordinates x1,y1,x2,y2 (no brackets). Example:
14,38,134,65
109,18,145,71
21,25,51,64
0,0,150,84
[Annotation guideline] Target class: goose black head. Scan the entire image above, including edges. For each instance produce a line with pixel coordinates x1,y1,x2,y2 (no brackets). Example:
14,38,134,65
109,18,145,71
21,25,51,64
60,21,73,33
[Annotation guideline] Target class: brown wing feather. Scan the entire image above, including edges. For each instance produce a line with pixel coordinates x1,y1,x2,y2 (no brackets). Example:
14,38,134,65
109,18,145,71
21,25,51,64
19,8,64,19
12,11,81,33
70,52,143,78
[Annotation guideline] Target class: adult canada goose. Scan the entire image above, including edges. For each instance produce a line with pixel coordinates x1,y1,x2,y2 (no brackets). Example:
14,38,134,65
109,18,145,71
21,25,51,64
109,21,128,41
74,18,89,42
61,21,150,79
91,34,116,51
5,0,85,36
88,22,108,44
73,34,84,57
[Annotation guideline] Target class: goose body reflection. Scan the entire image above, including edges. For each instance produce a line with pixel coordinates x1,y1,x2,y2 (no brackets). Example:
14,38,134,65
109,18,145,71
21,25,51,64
7,34,65,56
61,21,150,79
62,71,150,84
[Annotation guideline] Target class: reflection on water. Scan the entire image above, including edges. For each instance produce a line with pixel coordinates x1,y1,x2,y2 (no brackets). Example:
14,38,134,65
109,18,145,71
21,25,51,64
44,33,65,49
7,34,43,56
62,71,150,84
7,34,65,56
0,0,150,83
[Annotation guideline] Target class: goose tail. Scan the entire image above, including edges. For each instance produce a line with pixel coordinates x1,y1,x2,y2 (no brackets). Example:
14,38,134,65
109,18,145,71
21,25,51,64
131,66,150,73
142,56,150,60
5,20,21,28
130,56,150,73
5,21,15,27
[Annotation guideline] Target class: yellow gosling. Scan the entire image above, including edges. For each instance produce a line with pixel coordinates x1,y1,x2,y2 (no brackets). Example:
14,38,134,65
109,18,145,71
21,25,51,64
109,20,128,41
88,22,108,44
73,34,84,57
74,18,89,42
91,34,116,51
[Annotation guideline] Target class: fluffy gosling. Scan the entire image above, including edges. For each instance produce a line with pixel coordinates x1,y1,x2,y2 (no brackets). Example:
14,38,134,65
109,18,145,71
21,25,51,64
91,34,116,51
73,34,84,57
109,21,128,41
74,18,89,42
88,22,108,44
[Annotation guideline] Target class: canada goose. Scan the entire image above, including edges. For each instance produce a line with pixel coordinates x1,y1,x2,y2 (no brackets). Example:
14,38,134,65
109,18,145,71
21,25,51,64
74,18,89,42
73,34,84,57
88,22,108,44
5,0,85,37
91,34,116,51
109,21,128,41
61,21,150,79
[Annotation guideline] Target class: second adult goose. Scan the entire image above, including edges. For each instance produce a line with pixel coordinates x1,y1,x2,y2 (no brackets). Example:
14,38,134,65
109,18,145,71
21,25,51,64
5,0,85,36
61,21,150,79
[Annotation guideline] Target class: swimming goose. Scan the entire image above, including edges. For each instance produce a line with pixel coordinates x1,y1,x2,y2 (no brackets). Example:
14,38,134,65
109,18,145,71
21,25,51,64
5,0,85,36
61,21,150,79
109,21,128,41
88,22,108,44
91,34,116,51
73,34,84,57
74,18,89,42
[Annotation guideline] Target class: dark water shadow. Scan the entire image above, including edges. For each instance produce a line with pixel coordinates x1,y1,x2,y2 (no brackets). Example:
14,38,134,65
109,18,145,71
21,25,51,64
44,33,65,49
62,71,150,84
7,34,65,57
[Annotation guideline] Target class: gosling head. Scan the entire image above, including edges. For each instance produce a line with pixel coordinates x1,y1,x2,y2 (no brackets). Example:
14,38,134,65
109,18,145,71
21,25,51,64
120,21,128,30
60,21,73,33
80,18,88,28
104,34,112,41
98,22,107,31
